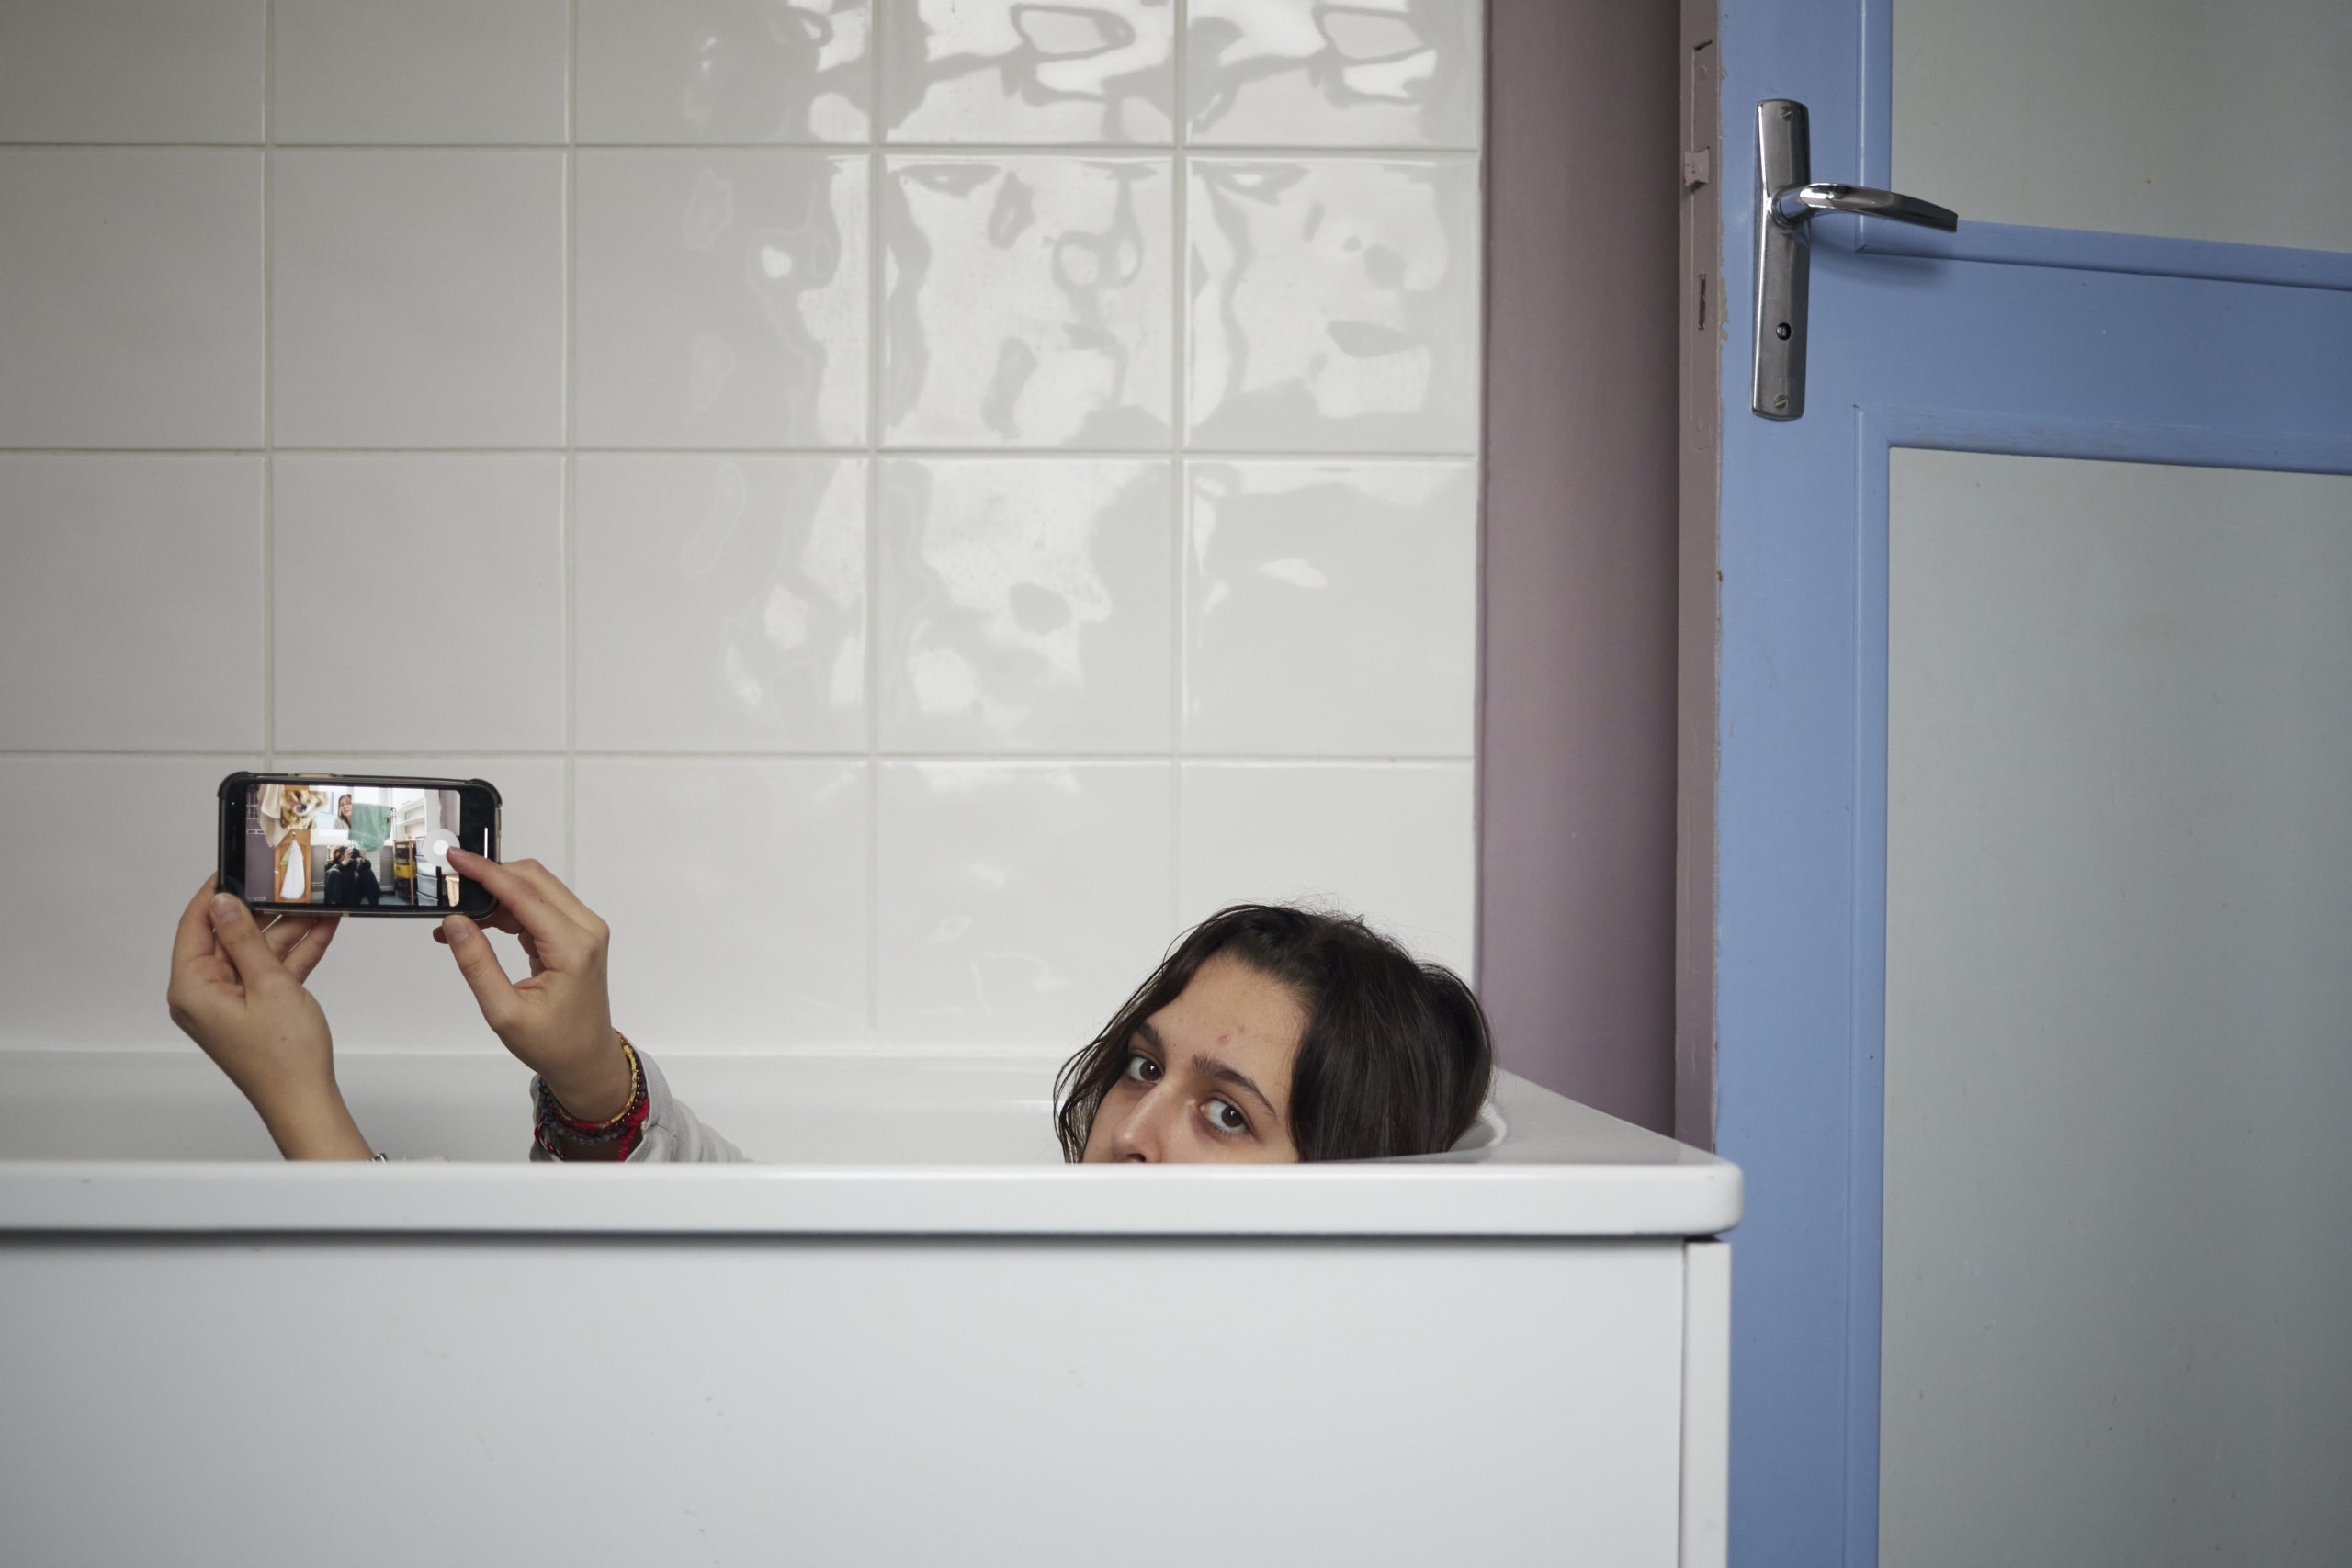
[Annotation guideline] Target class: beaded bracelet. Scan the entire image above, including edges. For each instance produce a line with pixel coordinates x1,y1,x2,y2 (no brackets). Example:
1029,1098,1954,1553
535,1035,650,1160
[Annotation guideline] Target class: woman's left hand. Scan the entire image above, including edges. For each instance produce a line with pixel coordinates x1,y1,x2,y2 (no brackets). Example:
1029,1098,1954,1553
434,850,631,1122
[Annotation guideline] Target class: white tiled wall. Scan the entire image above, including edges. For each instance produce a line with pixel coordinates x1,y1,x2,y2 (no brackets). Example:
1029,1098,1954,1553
0,0,1482,1053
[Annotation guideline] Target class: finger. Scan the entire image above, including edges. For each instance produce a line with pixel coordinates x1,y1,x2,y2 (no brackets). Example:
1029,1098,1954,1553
172,876,223,975
475,852,603,934
432,903,524,943
278,914,342,985
440,915,523,1032
262,913,330,963
441,850,584,954
208,893,292,993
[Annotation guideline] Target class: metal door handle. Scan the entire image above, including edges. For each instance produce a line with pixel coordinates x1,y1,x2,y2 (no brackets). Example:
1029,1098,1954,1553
1772,182,1958,231
1752,100,1960,420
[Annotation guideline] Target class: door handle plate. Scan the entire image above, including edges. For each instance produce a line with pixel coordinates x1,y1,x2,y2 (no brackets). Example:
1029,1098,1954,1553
1751,100,1960,420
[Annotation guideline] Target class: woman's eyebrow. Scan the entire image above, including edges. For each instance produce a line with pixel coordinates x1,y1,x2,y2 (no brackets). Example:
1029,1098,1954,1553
1191,1056,1280,1125
1135,1021,1281,1125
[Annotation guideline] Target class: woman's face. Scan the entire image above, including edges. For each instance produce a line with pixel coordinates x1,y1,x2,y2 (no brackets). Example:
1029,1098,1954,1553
337,796,354,822
1082,953,1306,1164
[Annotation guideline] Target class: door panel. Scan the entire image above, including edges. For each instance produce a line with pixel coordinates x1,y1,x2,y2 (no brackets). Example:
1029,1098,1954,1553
1893,0,2352,253
1882,450,2352,1566
1713,1,2352,1562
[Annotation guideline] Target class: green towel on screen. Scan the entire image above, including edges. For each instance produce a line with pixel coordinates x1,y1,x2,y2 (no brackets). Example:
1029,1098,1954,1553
346,803,393,852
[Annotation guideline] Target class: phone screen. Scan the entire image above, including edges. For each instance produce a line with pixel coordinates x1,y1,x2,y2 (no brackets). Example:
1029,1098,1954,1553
236,779,492,912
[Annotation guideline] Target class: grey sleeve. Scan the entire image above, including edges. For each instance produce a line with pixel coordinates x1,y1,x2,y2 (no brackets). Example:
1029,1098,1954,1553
527,1049,752,1164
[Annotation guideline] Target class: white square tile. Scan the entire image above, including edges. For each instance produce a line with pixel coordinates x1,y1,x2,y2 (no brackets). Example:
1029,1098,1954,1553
877,761,1171,1044
0,457,263,751
879,458,1171,754
577,0,870,145
272,456,565,751
1187,156,1479,452
0,0,266,142
274,0,570,144
0,151,264,448
575,455,867,752
575,152,868,448
1183,460,1475,756
0,755,259,1047
263,753,567,1053
272,151,565,448
879,0,1173,144
1187,0,1482,148
882,155,1171,447
574,758,871,1046
1179,761,1474,976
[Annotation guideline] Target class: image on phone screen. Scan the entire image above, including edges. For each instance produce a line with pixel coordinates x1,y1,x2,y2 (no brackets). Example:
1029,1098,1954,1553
239,781,489,911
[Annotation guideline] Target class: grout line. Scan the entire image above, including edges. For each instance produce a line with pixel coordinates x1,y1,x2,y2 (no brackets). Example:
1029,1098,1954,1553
562,0,579,881
0,446,1481,462
1,141,1481,157
865,18,888,1049
865,138,887,1044
260,0,276,770
1167,0,1189,939
0,750,1474,765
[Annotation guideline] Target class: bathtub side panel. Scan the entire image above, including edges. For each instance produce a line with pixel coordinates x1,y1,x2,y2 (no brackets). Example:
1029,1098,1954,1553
0,1235,1685,1566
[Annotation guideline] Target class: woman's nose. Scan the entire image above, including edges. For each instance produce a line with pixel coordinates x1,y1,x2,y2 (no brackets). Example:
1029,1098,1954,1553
1105,1093,1171,1162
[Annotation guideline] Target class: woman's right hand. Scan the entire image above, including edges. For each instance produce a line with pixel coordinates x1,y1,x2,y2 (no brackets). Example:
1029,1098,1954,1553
166,876,370,1160
435,849,633,1122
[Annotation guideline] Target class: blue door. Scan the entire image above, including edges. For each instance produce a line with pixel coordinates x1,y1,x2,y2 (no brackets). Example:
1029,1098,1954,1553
1712,2,2352,1562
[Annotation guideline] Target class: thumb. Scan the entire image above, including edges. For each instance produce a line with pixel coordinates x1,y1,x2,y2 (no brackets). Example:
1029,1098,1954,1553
209,895,289,991
440,916,520,1032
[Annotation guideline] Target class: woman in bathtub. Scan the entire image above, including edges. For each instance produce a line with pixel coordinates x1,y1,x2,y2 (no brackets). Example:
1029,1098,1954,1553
165,848,1492,1166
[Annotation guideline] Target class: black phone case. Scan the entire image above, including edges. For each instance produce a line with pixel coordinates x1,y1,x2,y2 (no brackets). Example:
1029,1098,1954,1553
218,771,503,919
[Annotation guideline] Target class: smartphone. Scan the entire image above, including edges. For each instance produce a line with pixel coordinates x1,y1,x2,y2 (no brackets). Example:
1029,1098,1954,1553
218,772,501,919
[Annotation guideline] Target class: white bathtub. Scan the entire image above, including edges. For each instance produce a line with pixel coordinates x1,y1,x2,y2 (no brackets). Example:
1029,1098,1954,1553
0,1050,1738,1567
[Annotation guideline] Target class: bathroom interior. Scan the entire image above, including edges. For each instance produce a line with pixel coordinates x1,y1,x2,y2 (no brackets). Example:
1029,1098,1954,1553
0,2,2346,1564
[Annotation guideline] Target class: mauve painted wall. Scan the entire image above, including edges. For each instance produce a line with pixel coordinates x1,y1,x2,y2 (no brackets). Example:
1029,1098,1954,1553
1479,0,1682,1133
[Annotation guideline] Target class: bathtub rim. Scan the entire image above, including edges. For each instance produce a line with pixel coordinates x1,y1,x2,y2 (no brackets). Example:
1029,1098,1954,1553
0,1158,1739,1238
0,1064,1741,1237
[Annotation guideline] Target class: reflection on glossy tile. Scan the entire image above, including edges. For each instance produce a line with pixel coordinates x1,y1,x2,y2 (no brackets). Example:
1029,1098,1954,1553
575,759,871,1046
883,156,1171,447
1187,0,1481,148
0,152,264,448
881,0,1173,144
576,152,868,448
1187,157,1478,452
272,152,565,448
577,0,870,144
0,756,257,1046
1184,460,1474,755
577,456,867,751
879,459,1170,753
0,0,265,142
1180,761,1473,976
273,753,566,1051
273,457,565,752
878,761,1171,1043
0,457,263,751
274,0,570,144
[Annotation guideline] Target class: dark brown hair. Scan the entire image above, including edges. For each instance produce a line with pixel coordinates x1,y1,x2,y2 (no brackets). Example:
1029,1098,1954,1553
1053,904,1494,1163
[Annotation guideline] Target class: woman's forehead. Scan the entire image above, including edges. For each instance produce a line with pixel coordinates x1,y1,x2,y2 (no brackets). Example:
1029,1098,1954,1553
1148,954,1306,1063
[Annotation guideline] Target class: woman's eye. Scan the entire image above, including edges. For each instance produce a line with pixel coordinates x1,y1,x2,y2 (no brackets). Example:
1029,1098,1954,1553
1121,1052,1159,1084
1204,1099,1250,1135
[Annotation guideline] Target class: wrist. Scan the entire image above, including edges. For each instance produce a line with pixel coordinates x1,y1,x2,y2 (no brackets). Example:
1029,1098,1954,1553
257,1080,372,1160
541,1031,633,1123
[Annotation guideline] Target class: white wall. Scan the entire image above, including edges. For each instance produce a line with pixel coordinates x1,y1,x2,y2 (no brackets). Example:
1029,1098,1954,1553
0,0,1483,1056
